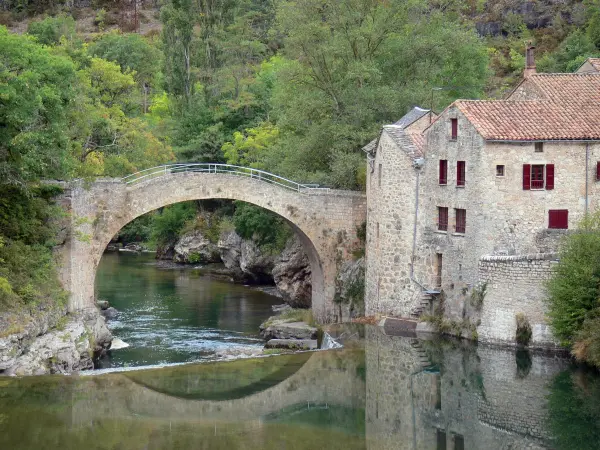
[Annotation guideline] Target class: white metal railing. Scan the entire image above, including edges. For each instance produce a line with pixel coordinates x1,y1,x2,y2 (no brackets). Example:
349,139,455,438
121,163,327,193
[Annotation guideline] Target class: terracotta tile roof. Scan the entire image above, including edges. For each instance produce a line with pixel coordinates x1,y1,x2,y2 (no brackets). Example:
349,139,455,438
455,74,600,141
588,58,600,71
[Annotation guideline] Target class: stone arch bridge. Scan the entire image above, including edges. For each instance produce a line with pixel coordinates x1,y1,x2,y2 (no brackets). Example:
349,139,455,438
56,164,366,323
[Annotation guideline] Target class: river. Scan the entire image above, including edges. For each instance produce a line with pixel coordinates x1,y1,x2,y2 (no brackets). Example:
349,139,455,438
94,252,280,370
0,253,599,449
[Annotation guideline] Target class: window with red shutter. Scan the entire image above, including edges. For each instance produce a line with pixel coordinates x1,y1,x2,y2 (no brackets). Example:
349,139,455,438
450,118,458,140
439,160,448,185
546,164,554,190
438,207,448,231
455,209,466,233
523,164,531,190
548,210,568,229
523,164,555,190
597,162,600,181
457,161,466,187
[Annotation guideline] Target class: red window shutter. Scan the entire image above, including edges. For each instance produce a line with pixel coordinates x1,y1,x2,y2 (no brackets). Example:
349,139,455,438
439,160,447,185
548,210,568,229
523,164,531,190
597,162,600,181
546,164,554,190
451,119,458,139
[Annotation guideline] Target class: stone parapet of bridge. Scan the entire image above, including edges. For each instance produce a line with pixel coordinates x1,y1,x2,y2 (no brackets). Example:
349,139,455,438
56,170,366,323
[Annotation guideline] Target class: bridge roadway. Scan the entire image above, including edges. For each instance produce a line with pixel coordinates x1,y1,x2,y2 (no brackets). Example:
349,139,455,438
56,164,366,323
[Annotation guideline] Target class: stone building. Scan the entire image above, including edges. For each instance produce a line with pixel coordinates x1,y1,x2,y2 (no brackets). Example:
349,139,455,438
364,54,600,346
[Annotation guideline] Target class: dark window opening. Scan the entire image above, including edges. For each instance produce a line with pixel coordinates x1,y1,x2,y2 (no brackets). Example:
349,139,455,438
454,434,465,450
455,209,466,234
457,161,466,187
596,162,600,181
535,142,544,153
496,165,505,176
549,210,568,229
378,163,382,187
438,207,448,231
439,160,448,185
437,429,447,450
450,118,458,140
531,164,544,189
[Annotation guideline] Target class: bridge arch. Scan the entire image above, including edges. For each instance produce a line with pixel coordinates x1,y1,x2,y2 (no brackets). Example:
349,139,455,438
58,166,366,323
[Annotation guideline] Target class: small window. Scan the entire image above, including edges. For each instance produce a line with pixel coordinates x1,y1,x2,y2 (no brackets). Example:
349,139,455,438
439,160,448,185
549,210,568,229
454,434,465,450
450,118,458,140
596,162,600,181
496,165,505,176
457,161,466,187
455,208,466,234
531,164,544,189
438,207,448,231
535,142,544,153
378,163,382,187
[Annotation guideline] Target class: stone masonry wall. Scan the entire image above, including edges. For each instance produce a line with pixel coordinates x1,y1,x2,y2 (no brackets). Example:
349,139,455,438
477,254,558,346
365,131,421,318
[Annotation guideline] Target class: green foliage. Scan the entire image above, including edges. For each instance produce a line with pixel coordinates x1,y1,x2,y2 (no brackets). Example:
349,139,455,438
0,26,77,185
572,315,600,367
546,212,600,346
515,312,532,346
538,29,598,73
469,282,487,310
150,203,196,245
27,14,76,45
117,214,152,244
233,201,291,251
88,31,163,93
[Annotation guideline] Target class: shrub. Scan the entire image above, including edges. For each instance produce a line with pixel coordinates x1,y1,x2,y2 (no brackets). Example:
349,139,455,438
27,14,76,45
515,313,532,346
546,212,600,345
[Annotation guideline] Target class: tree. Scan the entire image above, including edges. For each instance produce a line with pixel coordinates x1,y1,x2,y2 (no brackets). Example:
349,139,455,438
0,26,77,185
88,32,163,113
27,14,76,46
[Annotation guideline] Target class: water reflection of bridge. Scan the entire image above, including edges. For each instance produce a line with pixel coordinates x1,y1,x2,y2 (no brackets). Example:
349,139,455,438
67,327,568,449
71,348,366,424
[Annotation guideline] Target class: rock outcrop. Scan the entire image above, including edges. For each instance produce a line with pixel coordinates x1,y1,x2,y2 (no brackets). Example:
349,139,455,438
335,257,365,318
173,230,221,264
0,308,112,376
272,236,311,307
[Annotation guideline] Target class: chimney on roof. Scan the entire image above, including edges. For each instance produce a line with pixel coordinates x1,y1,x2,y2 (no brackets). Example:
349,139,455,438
524,43,536,78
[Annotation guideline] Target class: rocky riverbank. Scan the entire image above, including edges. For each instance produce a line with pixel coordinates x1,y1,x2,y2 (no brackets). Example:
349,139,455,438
0,307,112,376
152,228,313,308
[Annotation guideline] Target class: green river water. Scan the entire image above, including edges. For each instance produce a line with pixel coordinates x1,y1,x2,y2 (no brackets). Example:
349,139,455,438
0,253,599,449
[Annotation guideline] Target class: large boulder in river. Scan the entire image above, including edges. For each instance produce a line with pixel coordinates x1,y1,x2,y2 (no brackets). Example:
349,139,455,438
240,239,275,283
272,236,311,308
218,230,245,280
173,230,221,264
259,318,318,341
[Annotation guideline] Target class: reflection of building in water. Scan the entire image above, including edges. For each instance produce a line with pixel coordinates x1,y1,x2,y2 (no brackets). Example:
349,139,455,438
365,327,568,449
